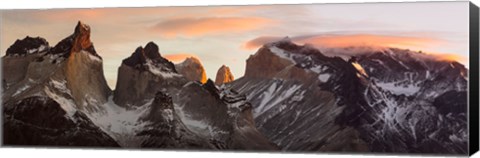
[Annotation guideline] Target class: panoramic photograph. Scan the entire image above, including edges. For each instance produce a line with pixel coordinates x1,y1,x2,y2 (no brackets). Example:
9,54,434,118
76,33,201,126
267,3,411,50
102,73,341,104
1,1,470,155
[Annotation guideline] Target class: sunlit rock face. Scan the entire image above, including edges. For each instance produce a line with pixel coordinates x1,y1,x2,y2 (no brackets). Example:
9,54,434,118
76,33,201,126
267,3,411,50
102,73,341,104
64,21,111,112
215,65,234,85
175,57,207,83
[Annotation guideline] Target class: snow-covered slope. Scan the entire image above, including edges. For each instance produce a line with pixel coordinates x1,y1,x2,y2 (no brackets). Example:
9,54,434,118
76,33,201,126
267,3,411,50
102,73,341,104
228,38,468,154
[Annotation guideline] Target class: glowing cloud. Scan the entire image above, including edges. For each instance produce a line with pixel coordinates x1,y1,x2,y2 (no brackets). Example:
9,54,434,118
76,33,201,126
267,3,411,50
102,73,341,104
163,53,199,63
428,52,467,63
14,8,184,22
150,17,272,37
243,34,466,63
243,34,444,50
299,34,443,48
243,36,284,50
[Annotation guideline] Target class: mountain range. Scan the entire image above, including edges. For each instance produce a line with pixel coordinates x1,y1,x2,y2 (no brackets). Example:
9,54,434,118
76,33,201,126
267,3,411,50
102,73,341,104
2,22,468,154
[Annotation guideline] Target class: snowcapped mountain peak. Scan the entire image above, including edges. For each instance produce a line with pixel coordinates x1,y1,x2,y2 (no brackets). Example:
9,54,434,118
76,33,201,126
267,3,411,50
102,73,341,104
122,42,177,75
114,42,186,107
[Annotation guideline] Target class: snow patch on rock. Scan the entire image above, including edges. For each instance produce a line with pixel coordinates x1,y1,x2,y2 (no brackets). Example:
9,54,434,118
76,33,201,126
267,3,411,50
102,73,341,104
174,103,219,138
12,85,31,97
145,59,182,78
26,44,48,54
82,50,102,62
44,86,77,120
50,80,71,95
269,46,295,62
376,82,420,96
318,73,331,82
255,82,302,117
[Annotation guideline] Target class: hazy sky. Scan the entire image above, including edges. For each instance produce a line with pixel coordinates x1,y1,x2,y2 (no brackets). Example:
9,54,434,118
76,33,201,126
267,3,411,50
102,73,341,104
1,2,470,89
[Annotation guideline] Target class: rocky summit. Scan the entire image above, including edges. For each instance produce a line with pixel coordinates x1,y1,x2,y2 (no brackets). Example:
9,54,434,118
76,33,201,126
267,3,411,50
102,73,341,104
5,36,49,56
215,65,234,85
113,41,185,107
175,57,207,83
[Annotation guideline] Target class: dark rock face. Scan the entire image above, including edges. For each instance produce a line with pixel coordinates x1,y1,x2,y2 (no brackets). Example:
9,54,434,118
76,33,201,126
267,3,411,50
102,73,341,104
49,35,75,58
136,84,278,150
122,42,176,73
143,42,161,59
123,47,148,69
356,49,467,100
433,91,467,115
175,81,278,150
6,36,49,56
215,65,234,85
3,96,119,147
144,91,174,122
351,48,468,154
138,92,216,149
228,39,468,154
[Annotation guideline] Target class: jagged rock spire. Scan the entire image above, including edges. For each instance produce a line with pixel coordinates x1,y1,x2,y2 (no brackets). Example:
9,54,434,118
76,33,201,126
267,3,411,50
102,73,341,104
72,21,93,53
48,21,100,59
215,65,234,85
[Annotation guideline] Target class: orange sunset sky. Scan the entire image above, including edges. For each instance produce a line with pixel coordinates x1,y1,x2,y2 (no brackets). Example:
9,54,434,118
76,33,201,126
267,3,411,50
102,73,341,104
0,2,470,88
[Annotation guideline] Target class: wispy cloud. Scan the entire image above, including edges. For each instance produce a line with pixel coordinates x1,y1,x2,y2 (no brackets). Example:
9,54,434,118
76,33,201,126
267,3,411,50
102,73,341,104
4,8,185,23
429,52,467,62
150,17,273,37
163,53,199,63
243,34,466,63
243,34,444,50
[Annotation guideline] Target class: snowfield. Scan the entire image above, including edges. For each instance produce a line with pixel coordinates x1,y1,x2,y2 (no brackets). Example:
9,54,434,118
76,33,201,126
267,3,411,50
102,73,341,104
145,59,182,78
86,96,150,147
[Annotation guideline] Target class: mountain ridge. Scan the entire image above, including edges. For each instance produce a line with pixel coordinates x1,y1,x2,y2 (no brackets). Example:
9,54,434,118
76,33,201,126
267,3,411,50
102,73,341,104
2,22,468,154
228,39,468,154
